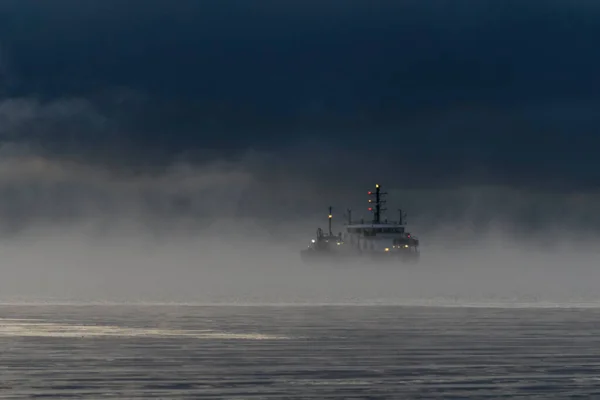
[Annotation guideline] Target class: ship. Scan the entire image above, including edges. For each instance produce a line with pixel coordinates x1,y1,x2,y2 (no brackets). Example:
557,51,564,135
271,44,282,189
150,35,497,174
300,184,420,264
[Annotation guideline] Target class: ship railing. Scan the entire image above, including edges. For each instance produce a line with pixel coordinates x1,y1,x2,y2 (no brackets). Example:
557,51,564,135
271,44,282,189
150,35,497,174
344,220,404,226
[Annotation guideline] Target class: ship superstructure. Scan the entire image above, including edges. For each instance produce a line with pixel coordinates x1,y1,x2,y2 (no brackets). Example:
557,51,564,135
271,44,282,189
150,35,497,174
300,184,420,264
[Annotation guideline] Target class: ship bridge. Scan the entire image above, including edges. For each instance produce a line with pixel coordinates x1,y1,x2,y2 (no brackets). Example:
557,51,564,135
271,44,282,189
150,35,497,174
346,224,405,235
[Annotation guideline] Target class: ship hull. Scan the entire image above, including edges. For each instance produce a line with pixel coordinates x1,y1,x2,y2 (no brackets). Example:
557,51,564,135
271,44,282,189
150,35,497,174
300,248,419,265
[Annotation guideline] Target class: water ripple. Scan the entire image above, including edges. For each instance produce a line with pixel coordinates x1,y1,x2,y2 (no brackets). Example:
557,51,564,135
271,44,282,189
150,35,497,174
0,305,599,399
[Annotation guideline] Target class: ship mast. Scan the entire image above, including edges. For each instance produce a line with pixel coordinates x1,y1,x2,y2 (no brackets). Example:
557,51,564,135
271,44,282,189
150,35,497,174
328,206,333,236
367,184,387,224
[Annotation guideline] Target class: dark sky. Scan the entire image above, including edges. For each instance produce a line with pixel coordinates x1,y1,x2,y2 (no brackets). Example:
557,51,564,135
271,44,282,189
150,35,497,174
0,0,599,190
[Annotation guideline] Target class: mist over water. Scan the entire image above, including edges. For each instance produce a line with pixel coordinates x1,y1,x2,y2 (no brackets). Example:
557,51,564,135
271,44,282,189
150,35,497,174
0,153,599,307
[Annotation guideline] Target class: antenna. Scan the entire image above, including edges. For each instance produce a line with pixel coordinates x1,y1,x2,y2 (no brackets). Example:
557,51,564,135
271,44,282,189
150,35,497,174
328,206,333,236
347,208,352,225
399,209,408,225
368,184,387,224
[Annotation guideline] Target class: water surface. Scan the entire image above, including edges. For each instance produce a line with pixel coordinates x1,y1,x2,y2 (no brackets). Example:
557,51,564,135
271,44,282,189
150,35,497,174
1,305,599,399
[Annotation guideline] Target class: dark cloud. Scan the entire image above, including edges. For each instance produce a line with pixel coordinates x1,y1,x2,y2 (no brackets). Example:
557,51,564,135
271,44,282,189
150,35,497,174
0,0,597,239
